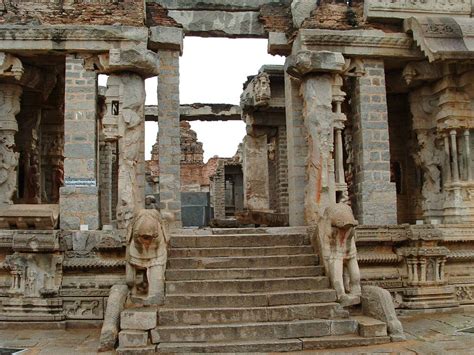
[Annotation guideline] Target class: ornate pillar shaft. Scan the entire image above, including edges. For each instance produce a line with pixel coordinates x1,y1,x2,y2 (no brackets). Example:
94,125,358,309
464,129,472,181
450,130,460,182
0,84,22,205
420,259,427,283
444,134,452,184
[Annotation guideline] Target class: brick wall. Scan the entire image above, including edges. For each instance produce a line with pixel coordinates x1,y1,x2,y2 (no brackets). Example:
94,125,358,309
0,0,145,26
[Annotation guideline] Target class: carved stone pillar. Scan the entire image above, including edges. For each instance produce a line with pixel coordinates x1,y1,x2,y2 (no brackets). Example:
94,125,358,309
285,51,346,224
332,74,348,202
103,73,145,229
0,84,22,205
242,128,270,211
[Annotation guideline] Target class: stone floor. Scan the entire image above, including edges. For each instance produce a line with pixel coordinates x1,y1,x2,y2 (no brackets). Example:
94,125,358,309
1,312,474,354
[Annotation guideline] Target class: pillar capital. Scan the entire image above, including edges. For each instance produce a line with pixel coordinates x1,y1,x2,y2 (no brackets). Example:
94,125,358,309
285,50,345,79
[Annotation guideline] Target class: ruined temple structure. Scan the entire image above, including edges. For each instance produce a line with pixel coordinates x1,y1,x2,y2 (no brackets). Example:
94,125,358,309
0,0,473,353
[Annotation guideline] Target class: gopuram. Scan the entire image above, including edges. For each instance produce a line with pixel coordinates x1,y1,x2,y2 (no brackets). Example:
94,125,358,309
0,0,472,353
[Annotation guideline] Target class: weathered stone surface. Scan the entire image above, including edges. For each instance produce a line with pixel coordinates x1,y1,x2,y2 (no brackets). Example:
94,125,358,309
0,204,59,230
154,0,291,11
361,285,405,341
291,0,317,28
126,209,169,305
121,308,158,331
365,0,471,21
353,316,387,337
116,345,156,355
286,50,345,78
149,26,184,53
119,330,149,348
99,284,129,352
166,10,265,37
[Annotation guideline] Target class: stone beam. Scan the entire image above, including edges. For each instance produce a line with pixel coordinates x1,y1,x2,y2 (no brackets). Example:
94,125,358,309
153,0,291,11
0,25,148,52
285,50,345,79
293,29,423,60
145,104,241,122
166,10,265,38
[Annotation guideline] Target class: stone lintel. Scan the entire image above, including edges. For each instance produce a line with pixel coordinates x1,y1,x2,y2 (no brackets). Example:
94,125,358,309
0,25,148,52
268,32,291,56
154,0,291,11
98,48,159,78
285,50,345,79
145,104,241,122
294,29,423,60
149,26,184,54
364,0,471,21
166,10,265,38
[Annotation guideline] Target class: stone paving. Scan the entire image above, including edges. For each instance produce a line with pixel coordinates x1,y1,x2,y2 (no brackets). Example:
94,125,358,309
1,311,474,354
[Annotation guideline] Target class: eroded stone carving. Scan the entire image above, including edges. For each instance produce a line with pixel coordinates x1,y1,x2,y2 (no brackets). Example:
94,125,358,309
361,285,405,342
319,202,361,307
0,84,22,205
99,284,129,352
254,72,271,107
104,73,145,228
126,209,169,305
0,52,24,80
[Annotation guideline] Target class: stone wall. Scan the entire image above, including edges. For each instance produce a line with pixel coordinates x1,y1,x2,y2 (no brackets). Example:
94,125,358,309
276,125,289,214
60,55,99,230
350,59,397,225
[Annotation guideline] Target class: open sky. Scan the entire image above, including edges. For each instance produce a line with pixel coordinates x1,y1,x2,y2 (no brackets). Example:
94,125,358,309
143,37,286,161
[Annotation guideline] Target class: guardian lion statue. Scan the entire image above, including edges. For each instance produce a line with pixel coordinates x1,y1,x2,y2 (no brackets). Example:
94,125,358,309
319,202,361,307
126,209,169,305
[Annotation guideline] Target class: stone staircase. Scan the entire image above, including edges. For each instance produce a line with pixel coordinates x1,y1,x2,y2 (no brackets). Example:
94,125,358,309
118,227,391,353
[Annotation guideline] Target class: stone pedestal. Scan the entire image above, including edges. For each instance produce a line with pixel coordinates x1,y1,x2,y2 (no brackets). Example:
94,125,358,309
60,55,99,230
351,59,397,225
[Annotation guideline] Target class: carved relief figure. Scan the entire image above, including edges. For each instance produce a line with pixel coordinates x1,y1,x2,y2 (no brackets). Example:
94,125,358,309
254,72,271,106
126,209,170,305
413,130,444,216
319,202,361,306
0,84,22,205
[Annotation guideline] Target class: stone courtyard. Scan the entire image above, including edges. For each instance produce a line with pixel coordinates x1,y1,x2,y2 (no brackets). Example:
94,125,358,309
0,0,473,353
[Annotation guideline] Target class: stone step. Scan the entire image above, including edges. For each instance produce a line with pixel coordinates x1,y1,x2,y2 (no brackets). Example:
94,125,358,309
157,339,303,353
150,319,358,343
169,245,314,258
165,289,337,308
155,334,391,353
302,334,392,350
165,265,324,281
167,254,318,269
170,233,310,248
165,276,329,294
158,302,347,325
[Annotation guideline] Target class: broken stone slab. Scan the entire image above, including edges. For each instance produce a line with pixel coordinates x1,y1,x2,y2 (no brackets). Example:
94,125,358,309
149,26,184,54
12,230,60,252
121,308,158,331
285,50,345,78
0,204,59,230
361,285,406,342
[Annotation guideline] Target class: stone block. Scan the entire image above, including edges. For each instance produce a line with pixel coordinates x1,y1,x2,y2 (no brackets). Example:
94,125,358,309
119,330,149,348
354,316,387,337
330,319,358,336
116,346,156,355
149,26,183,53
291,0,317,28
121,308,157,330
